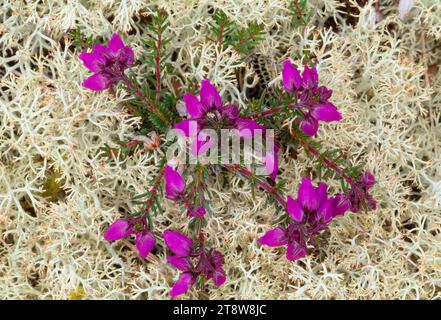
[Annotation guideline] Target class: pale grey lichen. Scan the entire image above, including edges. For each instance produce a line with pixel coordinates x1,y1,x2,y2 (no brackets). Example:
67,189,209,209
0,0,440,299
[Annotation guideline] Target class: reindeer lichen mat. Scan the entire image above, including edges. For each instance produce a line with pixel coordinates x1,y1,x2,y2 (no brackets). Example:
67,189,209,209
1,0,440,299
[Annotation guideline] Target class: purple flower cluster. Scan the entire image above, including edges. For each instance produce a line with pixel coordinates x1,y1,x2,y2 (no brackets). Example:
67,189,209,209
259,178,349,260
164,230,226,297
343,171,377,213
282,61,342,136
164,165,206,218
174,80,278,179
104,217,155,259
174,80,240,137
79,34,134,91
82,35,377,297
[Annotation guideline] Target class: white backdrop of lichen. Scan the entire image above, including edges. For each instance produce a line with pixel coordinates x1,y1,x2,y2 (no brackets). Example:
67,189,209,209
1,0,440,299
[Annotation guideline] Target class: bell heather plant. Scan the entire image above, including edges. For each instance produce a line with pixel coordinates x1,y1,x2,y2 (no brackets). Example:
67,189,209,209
74,10,377,298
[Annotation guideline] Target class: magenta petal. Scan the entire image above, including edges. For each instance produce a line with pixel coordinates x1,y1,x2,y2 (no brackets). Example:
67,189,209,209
264,145,279,180
167,256,192,271
169,272,195,298
220,104,239,120
122,46,135,65
297,178,321,212
135,231,156,258
174,119,199,138
191,131,215,156
313,103,342,122
331,194,350,217
104,219,132,241
82,74,110,91
235,118,265,138
163,230,193,257
184,93,205,118
301,65,319,89
92,43,106,55
317,199,334,222
200,80,222,110
188,206,206,218
287,196,304,222
317,86,333,101
361,172,376,190
316,182,329,203
211,268,227,287
108,33,124,55
258,227,288,247
299,116,319,136
165,165,186,200
79,52,104,72
209,250,225,268
286,243,307,261
282,60,301,92
367,197,377,211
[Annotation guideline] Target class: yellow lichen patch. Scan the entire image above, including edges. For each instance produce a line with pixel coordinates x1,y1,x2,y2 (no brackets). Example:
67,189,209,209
68,286,85,300
38,170,66,201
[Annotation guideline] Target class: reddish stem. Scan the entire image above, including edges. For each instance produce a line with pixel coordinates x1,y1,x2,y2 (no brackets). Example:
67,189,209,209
143,167,166,213
293,0,307,24
122,76,169,124
289,129,367,202
225,164,287,209
250,106,284,120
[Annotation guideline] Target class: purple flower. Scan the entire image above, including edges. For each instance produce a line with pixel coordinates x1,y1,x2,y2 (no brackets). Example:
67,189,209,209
235,118,265,139
203,250,227,287
135,231,156,259
258,227,288,247
200,79,222,110
282,60,301,92
174,80,241,155
79,34,134,91
187,206,206,218
165,165,186,200
281,61,342,136
343,171,377,213
104,219,133,241
301,65,319,90
264,143,279,180
170,272,197,298
164,230,227,297
220,104,239,121
259,178,350,261
167,256,193,271
175,80,238,129
163,230,193,257
104,217,156,259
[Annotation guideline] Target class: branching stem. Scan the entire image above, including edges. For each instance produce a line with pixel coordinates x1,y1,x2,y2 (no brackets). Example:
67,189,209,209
224,164,287,209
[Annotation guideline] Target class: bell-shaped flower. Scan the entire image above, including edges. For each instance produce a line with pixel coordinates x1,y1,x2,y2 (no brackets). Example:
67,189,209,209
79,34,134,91
163,230,193,257
104,219,133,241
135,231,156,259
170,272,197,298
282,60,301,92
259,178,350,261
165,165,186,200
